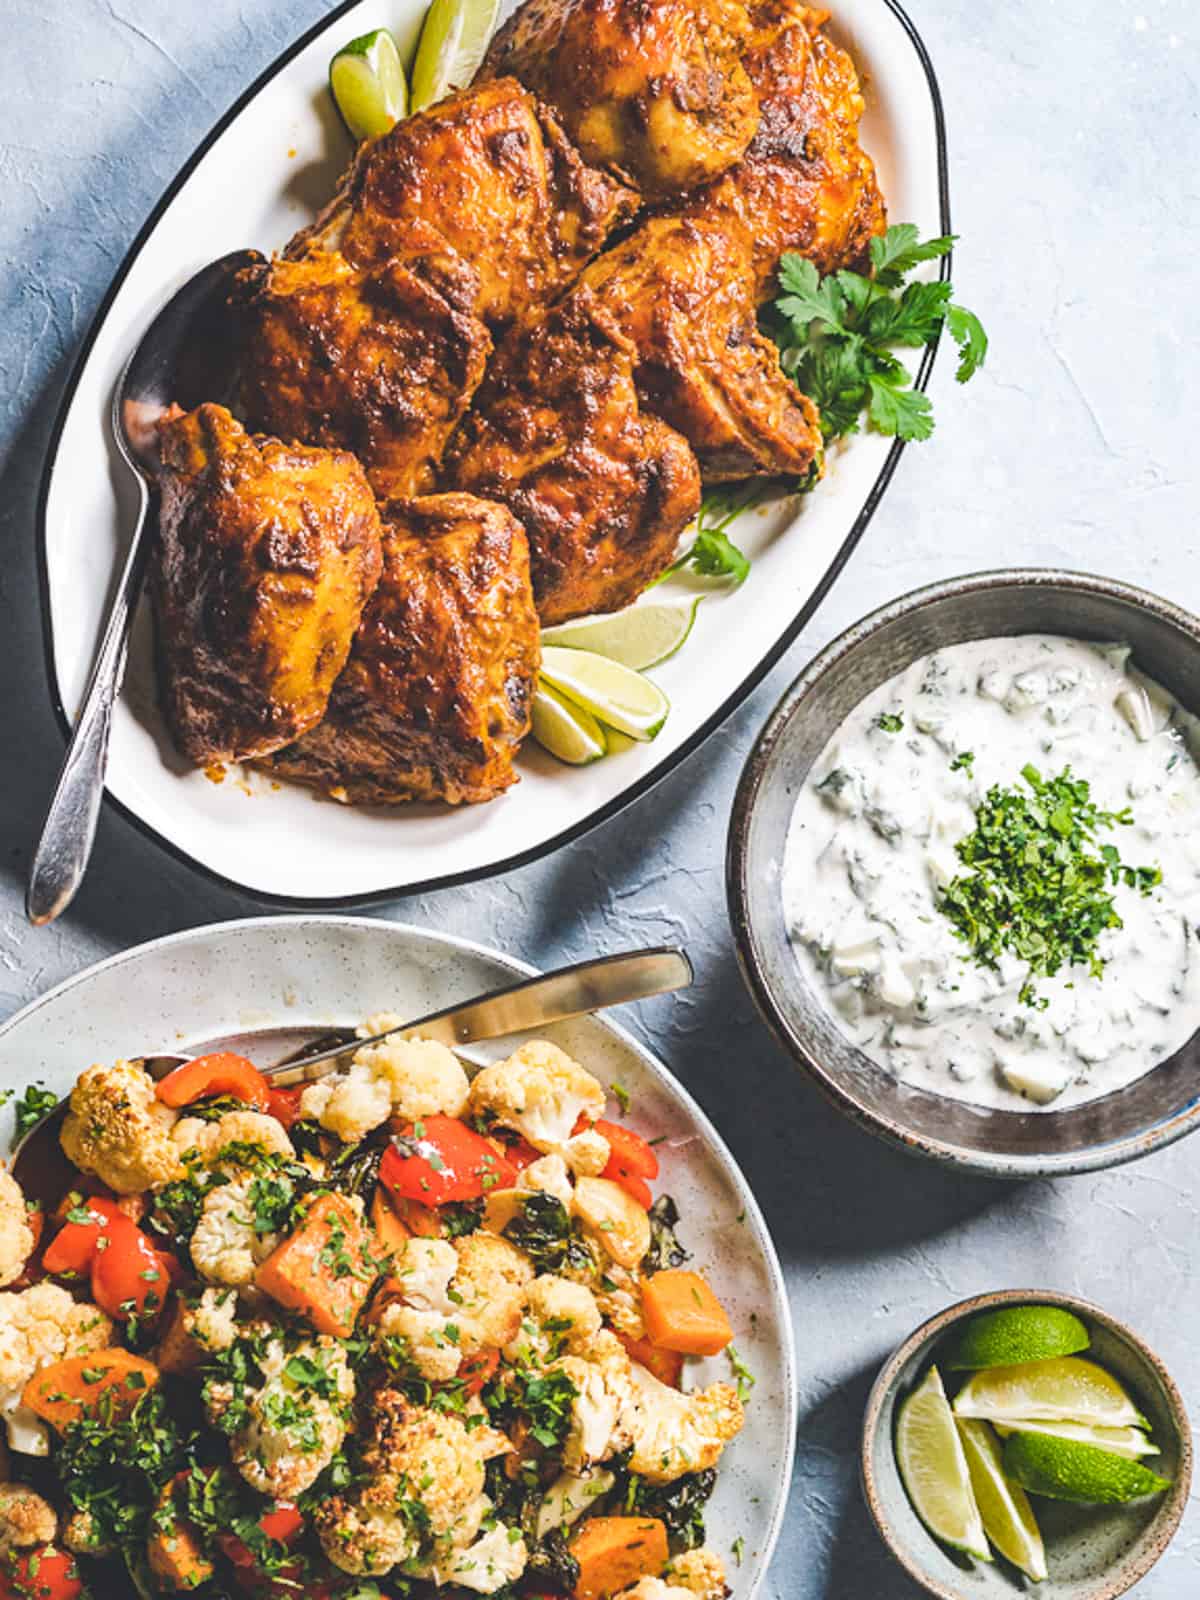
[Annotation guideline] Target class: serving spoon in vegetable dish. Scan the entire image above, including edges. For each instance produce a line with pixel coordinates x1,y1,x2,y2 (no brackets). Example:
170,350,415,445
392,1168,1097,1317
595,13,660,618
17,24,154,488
11,946,692,1207
25,248,265,929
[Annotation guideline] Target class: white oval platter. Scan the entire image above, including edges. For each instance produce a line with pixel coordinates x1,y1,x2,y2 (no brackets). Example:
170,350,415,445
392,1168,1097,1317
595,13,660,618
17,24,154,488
38,0,949,901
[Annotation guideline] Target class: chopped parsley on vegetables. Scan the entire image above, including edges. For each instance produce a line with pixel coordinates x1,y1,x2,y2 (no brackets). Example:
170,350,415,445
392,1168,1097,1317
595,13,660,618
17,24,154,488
768,224,987,443
940,764,1162,1007
14,1083,59,1139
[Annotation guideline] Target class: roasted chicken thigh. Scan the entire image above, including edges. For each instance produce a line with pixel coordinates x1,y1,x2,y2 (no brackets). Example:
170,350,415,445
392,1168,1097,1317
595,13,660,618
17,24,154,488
292,76,638,330
445,291,702,623
266,494,539,805
153,404,383,766
480,0,759,198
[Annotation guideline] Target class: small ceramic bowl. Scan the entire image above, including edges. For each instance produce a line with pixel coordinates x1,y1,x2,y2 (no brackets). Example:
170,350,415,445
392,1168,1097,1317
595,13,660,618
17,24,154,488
861,1289,1193,1599
727,568,1200,1176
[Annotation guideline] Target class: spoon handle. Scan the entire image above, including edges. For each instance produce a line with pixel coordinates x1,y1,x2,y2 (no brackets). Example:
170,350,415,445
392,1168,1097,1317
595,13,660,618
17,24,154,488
26,480,154,926
265,947,694,1085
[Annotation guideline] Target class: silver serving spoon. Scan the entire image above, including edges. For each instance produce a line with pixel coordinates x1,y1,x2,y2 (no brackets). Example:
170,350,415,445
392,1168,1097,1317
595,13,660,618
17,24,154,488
11,946,691,1207
26,250,264,928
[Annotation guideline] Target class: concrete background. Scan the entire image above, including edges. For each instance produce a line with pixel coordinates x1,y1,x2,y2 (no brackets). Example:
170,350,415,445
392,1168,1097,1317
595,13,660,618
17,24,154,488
2,0,1198,1592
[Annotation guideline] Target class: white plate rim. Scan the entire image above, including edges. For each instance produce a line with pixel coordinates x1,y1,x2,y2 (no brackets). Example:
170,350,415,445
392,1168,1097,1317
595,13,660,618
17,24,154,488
0,912,798,1596
34,0,952,907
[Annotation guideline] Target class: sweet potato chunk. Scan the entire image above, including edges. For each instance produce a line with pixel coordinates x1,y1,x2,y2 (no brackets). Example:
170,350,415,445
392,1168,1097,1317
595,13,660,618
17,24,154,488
255,1191,376,1336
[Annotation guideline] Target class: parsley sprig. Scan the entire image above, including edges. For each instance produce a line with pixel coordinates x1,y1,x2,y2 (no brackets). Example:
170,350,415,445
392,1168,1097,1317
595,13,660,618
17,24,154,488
940,764,1162,1007
768,224,987,443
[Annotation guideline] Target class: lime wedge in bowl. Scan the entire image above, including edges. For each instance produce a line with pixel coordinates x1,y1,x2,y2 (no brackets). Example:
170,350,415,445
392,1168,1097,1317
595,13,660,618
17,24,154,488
957,1419,1047,1580
541,599,700,671
1003,1431,1171,1505
953,1358,1144,1429
330,29,408,141
410,0,500,112
993,1419,1159,1460
946,1305,1090,1371
895,1367,990,1561
530,681,608,765
540,646,669,741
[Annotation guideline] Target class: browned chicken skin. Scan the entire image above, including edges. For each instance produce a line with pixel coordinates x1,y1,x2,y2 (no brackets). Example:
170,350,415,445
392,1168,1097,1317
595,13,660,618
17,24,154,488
265,494,539,805
480,0,758,199
444,290,702,623
578,209,822,481
293,77,638,330
683,0,886,290
237,231,491,500
153,404,383,766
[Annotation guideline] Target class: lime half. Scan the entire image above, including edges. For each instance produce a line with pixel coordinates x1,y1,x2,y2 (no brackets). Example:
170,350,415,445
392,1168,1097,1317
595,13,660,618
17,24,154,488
410,0,500,112
530,680,608,765
540,646,669,742
1003,1431,1171,1505
957,1419,1047,1581
953,1358,1143,1430
330,29,408,141
895,1367,990,1561
946,1306,1090,1372
541,599,700,671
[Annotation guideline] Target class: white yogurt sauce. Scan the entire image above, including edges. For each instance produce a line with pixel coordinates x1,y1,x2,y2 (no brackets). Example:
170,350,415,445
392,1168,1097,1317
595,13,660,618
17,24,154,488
782,636,1200,1111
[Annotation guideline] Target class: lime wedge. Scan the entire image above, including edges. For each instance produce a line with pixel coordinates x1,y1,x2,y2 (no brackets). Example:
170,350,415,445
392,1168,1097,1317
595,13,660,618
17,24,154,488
540,646,669,742
946,1306,1090,1371
1003,1431,1171,1505
410,0,500,112
957,1419,1047,1580
953,1358,1143,1430
895,1367,990,1561
541,599,700,671
530,680,608,765
330,29,408,142
993,1420,1159,1461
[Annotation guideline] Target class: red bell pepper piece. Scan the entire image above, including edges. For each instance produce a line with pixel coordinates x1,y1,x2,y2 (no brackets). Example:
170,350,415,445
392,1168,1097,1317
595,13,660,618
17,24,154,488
90,1217,175,1323
156,1052,271,1113
266,1085,306,1130
0,1548,84,1600
380,1116,517,1207
572,1117,659,1208
42,1196,125,1276
457,1348,500,1396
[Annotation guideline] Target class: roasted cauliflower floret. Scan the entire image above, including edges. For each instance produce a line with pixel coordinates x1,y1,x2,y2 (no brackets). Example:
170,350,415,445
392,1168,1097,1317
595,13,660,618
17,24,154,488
0,1283,113,1454
469,1042,610,1175
205,1333,354,1499
594,1262,645,1339
432,1523,528,1593
375,1234,532,1380
190,1176,281,1287
616,1549,728,1600
0,1483,56,1551
0,1169,34,1289
303,1029,470,1144
520,1153,575,1206
60,1060,183,1194
172,1110,295,1166
507,1275,602,1366
556,1329,635,1471
623,1363,743,1484
315,1389,509,1576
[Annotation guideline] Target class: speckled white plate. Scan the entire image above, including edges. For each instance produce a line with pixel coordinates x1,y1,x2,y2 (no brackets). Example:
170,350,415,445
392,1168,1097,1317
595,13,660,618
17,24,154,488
37,0,949,904
0,915,795,1596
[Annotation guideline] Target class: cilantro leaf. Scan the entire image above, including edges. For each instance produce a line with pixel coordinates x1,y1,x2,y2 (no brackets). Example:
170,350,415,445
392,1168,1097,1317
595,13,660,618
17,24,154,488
869,224,956,285
689,526,750,584
866,375,934,441
775,254,845,331
946,302,989,382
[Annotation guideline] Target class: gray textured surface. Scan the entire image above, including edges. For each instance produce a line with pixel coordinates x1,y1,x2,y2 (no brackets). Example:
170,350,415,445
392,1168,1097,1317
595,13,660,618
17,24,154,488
2,0,1198,1593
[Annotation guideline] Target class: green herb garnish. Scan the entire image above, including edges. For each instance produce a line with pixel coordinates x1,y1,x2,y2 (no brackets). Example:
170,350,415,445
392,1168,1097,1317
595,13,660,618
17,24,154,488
768,225,987,443
940,764,1162,1007
950,750,975,773
876,712,904,733
14,1084,59,1140
727,1345,756,1403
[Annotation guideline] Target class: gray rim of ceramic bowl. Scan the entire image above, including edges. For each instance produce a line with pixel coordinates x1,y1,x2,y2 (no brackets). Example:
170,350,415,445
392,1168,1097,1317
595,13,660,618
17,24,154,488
0,913,798,1599
859,1287,1194,1600
727,567,1200,1179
